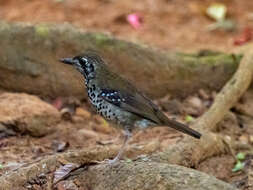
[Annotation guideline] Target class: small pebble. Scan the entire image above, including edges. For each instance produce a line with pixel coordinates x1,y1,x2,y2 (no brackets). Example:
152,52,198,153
78,129,98,139
199,89,210,100
238,135,249,144
75,107,91,119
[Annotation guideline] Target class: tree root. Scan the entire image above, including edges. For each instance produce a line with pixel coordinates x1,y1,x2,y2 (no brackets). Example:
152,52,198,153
1,21,253,188
1,48,252,189
151,46,253,166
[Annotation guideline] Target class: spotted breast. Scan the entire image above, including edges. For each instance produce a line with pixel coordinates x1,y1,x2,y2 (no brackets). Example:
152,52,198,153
86,82,134,127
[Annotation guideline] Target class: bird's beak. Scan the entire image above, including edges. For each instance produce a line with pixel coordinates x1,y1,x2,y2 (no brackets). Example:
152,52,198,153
59,58,78,65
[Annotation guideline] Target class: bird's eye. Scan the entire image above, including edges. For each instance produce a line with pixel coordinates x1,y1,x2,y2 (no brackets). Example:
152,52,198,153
78,56,94,74
81,57,88,65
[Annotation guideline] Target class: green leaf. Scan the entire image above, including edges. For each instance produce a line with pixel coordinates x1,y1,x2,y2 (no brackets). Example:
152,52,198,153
0,164,3,169
236,152,245,161
232,161,244,172
185,115,194,122
206,19,236,32
125,158,132,163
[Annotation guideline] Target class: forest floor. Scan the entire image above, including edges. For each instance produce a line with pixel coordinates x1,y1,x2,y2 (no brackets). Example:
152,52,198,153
0,0,253,189
0,0,253,52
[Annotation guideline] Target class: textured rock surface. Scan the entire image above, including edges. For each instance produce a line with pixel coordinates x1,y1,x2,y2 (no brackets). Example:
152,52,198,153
0,21,241,99
0,92,60,136
0,149,237,190
77,162,237,190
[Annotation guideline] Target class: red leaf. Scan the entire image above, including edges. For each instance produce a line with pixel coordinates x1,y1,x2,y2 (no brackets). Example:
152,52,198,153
234,27,253,46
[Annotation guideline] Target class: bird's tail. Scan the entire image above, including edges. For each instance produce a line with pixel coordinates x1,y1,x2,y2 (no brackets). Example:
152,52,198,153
156,112,201,139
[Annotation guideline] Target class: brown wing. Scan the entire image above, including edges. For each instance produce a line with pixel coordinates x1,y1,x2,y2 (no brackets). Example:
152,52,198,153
100,87,161,124
98,65,201,139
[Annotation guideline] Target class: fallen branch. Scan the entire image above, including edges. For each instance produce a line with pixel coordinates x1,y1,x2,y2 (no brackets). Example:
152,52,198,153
0,21,242,98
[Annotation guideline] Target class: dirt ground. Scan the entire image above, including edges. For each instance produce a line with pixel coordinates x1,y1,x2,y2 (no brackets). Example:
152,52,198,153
0,0,253,52
0,0,252,189
0,90,252,189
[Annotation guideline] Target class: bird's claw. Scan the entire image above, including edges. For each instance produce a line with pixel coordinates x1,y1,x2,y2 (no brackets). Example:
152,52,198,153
94,157,120,165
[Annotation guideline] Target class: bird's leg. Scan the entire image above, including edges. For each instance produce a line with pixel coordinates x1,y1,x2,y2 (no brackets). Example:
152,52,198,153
108,129,132,164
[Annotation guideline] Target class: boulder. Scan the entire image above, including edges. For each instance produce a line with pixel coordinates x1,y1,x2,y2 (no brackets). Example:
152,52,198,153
0,93,60,136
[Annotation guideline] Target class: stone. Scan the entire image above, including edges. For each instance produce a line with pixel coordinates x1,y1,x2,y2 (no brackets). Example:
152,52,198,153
198,89,210,100
93,115,115,134
75,107,91,119
184,96,204,116
0,93,60,137
77,129,98,139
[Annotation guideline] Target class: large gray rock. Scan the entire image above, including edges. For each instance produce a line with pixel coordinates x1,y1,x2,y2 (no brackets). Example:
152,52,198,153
0,148,237,190
0,21,241,98
77,162,237,190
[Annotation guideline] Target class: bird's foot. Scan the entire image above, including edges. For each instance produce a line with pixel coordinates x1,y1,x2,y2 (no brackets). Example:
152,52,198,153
107,157,120,165
95,157,120,165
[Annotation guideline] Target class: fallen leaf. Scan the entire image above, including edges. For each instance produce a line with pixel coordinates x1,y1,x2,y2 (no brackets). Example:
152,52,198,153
127,13,142,29
125,158,133,163
54,163,80,184
236,152,245,161
206,19,236,32
185,115,194,122
232,161,244,172
206,3,227,21
234,27,253,46
51,140,69,152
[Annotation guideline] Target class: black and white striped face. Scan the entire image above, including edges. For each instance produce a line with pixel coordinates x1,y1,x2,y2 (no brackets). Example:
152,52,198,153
60,54,97,80
72,56,95,79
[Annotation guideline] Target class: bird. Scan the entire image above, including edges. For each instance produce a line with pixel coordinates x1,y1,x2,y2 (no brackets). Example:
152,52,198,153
60,51,201,164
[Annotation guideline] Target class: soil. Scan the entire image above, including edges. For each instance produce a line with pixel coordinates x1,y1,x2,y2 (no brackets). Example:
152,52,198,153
0,0,253,52
0,0,252,189
0,90,252,189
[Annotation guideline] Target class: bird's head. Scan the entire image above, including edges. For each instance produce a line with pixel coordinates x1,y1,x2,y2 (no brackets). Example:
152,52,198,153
60,51,105,80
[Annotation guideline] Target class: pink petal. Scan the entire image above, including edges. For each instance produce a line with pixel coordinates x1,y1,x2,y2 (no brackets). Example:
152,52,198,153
127,13,142,29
